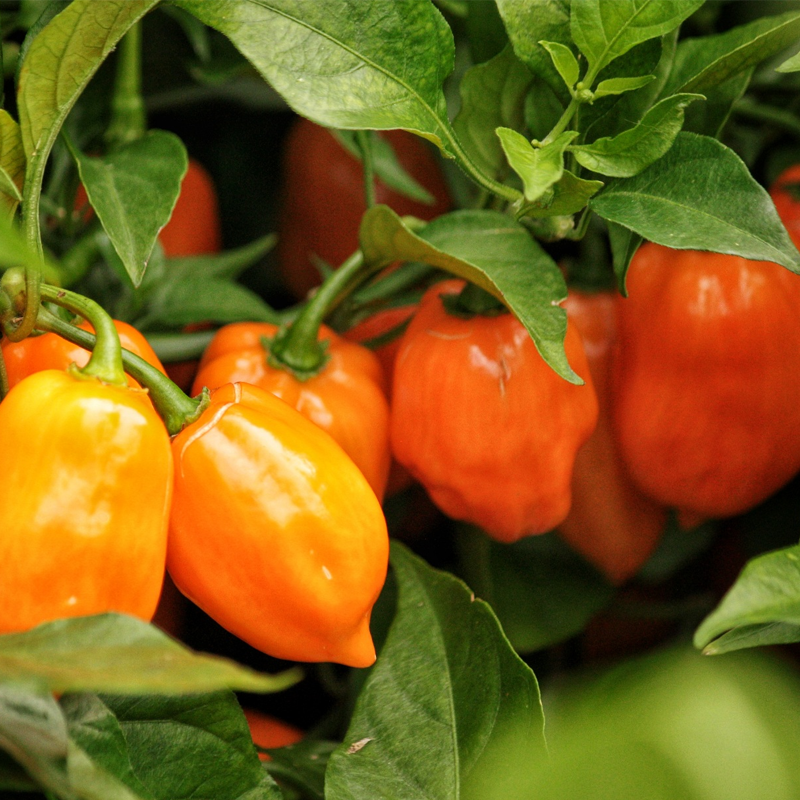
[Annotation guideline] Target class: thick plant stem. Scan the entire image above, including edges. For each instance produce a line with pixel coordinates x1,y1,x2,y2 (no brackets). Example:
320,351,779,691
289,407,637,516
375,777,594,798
269,249,374,377
35,307,206,436
105,22,146,149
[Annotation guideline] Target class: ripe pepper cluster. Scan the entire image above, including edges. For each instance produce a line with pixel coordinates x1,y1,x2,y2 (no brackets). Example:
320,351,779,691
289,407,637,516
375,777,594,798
3,121,800,668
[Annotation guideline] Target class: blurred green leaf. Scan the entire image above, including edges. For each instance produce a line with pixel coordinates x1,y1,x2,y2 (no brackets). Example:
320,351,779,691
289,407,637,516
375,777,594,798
325,542,546,800
453,46,533,180
663,10,800,94
70,132,188,287
570,0,703,75
590,133,800,271
694,544,800,654
0,111,24,217
606,221,642,293
777,48,800,73
264,739,337,800
572,93,702,177
456,527,614,653
0,613,300,695
498,129,576,204
359,206,578,383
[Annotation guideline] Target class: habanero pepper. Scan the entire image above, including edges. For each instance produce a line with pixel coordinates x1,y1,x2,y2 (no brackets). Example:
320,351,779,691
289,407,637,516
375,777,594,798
612,242,800,519
0,369,173,632
391,279,599,543
1,318,166,389
192,322,391,499
167,382,389,668
558,289,667,584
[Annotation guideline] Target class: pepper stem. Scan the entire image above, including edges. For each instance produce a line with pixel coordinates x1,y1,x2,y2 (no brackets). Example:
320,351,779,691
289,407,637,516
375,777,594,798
105,22,146,150
269,249,374,378
35,306,206,436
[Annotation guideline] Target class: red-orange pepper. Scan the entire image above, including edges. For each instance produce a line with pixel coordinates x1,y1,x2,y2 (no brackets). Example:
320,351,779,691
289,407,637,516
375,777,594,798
0,369,173,632
613,243,800,519
1,318,165,389
167,382,389,667
192,322,391,499
558,289,667,584
391,280,598,542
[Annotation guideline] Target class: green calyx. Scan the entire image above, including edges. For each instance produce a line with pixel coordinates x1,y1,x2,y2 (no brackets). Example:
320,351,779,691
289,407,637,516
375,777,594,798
264,330,331,382
441,282,507,319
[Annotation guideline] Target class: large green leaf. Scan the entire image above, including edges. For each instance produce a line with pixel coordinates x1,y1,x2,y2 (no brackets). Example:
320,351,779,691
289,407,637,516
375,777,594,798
590,132,800,271
570,0,703,76
663,10,800,95
359,206,578,383
682,69,752,138
495,0,572,103
452,46,532,180
694,544,800,655
70,131,188,287
455,528,613,653
172,0,453,150
0,614,300,695
571,92,702,177
67,692,282,800
324,543,546,800
16,0,161,246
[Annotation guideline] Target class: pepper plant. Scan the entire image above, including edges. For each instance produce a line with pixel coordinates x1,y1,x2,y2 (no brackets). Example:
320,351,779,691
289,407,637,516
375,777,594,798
3,1,800,798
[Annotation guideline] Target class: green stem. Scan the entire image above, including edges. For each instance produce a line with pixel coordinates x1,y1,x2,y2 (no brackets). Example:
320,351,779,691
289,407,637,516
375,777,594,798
356,130,376,209
270,249,376,376
542,96,580,145
35,307,205,435
59,226,104,286
105,22,146,149
38,284,127,386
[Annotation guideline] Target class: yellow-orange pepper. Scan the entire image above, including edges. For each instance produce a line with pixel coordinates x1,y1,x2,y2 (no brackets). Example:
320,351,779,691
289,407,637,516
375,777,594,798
0,370,173,632
167,382,389,667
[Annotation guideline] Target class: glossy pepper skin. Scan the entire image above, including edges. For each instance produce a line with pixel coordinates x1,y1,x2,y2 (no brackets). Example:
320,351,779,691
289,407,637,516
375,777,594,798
167,382,389,667
391,280,599,542
613,243,800,519
277,118,450,299
0,370,173,632
1,319,166,389
558,290,667,584
192,322,391,499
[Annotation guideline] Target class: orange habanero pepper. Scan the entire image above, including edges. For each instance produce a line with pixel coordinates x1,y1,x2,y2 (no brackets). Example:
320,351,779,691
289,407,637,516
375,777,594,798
192,322,391,499
1,318,166,389
558,290,667,584
167,382,389,667
613,243,800,519
0,369,173,632
391,280,599,543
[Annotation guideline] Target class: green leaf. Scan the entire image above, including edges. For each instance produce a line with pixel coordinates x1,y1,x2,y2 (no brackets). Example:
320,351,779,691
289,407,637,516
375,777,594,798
682,69,751,138
0,110,24,215
324,542,546,800
663,10,800,95
540,40,580,89
172,0,455,154
163,235,277,282
571,92,702,177
332,129,435,204
570,0,704,75
452,46,533,180
497,128,576,203
590,132,800,271
16,0,161,242
694,544,800,655
524,169,603,219
777,49,800,73
495,0,572,103
592,74,655,99
69,692,282,800
263,739,337,800
69,131,189,287
456,528,614,653
0,613,300,695
606,221,642,293
359,206,578,383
